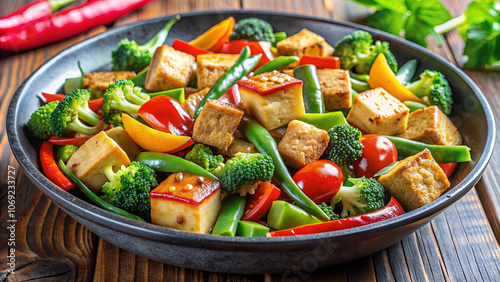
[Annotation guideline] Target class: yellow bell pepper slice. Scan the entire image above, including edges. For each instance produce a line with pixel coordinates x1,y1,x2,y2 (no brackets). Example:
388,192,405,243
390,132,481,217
368,53,427,104
189,17,235,52
122,114,193,153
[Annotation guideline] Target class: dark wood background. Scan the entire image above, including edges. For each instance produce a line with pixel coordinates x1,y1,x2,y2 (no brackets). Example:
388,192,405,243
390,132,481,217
1,0,499,281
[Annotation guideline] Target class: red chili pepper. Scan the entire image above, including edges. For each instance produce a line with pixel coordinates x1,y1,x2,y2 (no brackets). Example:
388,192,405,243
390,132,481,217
298,55,340,69
0,0,153,52
48,123,111,146
137,95,194,136
172,39,212,57
439,162,458,178
221,40,274,69
0,0,76,33
41,93,103,113
40,141,75,191
268,196,405,237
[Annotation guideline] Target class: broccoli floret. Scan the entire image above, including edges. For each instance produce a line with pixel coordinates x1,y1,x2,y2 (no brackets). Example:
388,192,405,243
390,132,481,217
50,89,103,137
326,124,364,177
230,18,274,43
405,70,453,115
213,152,274,194
185,144,224,171
27,101,59,140
56,145,78,164
112,16,179,72
319,202,340,221
333,30,398,74
102,79,150,127
331,177,386,218
101,161,158,221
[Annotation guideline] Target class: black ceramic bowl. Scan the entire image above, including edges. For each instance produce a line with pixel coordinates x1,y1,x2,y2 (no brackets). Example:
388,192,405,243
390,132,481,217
7,10,495,274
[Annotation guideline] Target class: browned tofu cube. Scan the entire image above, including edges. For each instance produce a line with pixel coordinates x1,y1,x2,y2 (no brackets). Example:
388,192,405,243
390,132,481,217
145,45,195,91
215,138,258,158
378,149,450,211
317,69,352,110
277,29,334,57
83,71,136,97
183,87,209,118
151,172,221,234
347,88,409,135
397,106,462,146
67,132,130,193
192,99,244,150
237,71,305,130
278,120,330,169
197,54,239,89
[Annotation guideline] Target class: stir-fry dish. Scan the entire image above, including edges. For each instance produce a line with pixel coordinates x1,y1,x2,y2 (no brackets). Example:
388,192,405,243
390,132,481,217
28,16,471,237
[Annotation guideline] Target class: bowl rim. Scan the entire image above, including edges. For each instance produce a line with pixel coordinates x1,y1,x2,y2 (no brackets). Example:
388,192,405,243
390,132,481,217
7,9,496,250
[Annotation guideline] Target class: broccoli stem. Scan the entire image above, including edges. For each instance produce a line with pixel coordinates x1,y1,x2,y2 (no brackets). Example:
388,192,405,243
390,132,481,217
112,102,142,116
103,165,115,183
76,105,101,126
66,118,102,136
141,15,180,54
123,91,149,106
338,185,364,218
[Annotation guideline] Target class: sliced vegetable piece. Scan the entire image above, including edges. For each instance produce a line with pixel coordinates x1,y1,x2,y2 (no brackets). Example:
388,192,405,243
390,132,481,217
236,221,269,237
368,53,424,103
172,39,212,57
384,135,471,163
148,88,185,103
298,111,347,131
134,152,217,180
122,113,193,153
64,77,82,94
138,95,193,136
298,55,340,69
241,181,281,221
268,197,404,237
253,56,299,75
439,162,459,178
212,195,246,236
294,64,325,113
58,160,145,222
267,201,322,230
403,100,427,113
396,59,418,85
40,141,75,191
189,17,235,52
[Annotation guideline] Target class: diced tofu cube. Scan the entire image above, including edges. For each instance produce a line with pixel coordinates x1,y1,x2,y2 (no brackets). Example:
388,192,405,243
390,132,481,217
278,120,330,169
183,87,209,118
66,131,130,193
237,71,305,130
197,54,239,89
397,106,462,146
285,68,352,111
277,29,334,57
145,45,195,91
215,138,258,158
346,88,409,135
192,99,244,150
377,149,450,211
150,172,221,234
104,127,141,160
317,69,352,110
83,71,136,91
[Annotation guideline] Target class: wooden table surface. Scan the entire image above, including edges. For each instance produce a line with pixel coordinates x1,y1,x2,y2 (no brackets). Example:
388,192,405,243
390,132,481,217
1,0,500,281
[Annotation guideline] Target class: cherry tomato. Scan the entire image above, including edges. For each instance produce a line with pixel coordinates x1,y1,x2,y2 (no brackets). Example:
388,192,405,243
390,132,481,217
439,162,458,178
353,134,398,178
241,181,281,221
292,160,344,204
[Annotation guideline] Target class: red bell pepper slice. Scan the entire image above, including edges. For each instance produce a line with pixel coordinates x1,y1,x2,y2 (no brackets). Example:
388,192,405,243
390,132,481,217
137,95,194,136
439,162,458,178
241,181,281,222
218,84,241,105
41,93,103,113
298,55,340,69
221,40,273,69
48,136,93,147
268,196,405,237
40,141,75,191
172,39,212,57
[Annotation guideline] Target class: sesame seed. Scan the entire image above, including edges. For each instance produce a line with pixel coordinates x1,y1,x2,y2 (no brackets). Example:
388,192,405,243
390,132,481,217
260,76,269,82
169,186,176,192
175,173,183,181
277,77,285,84
270,76,278,82
183,184,193,190
197,176,205,184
